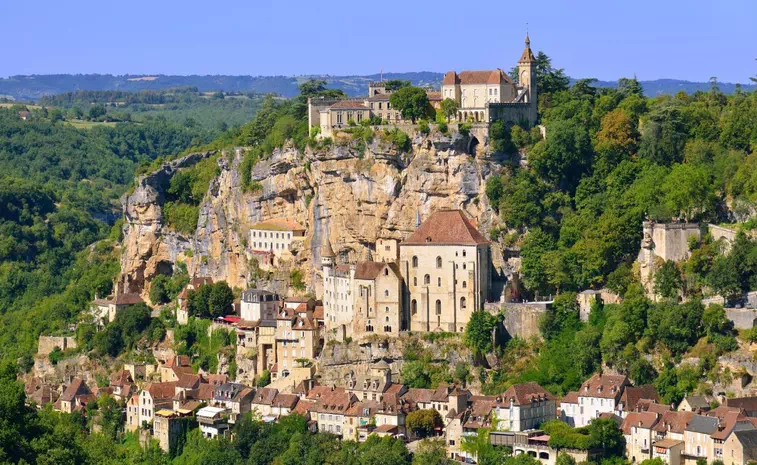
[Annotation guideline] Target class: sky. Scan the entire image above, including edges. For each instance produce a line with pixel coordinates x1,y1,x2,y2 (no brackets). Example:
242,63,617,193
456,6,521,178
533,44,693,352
1,0,756,83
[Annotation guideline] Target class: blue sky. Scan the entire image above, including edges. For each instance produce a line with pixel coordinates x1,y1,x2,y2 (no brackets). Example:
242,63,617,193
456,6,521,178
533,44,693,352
2,0,756,83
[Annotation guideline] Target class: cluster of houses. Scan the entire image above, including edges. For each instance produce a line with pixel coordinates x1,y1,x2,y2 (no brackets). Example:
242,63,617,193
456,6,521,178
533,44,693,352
27,363,757,465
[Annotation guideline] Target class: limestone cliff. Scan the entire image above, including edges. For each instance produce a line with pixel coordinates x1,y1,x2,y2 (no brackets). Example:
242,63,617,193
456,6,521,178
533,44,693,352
118,131,507,300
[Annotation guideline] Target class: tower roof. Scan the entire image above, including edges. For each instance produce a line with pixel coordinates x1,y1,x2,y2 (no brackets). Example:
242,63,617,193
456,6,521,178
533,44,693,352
519,34,535,64
321,233,335,258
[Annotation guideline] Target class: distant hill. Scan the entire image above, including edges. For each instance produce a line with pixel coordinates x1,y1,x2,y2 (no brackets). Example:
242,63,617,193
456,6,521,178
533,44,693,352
1,73,755,101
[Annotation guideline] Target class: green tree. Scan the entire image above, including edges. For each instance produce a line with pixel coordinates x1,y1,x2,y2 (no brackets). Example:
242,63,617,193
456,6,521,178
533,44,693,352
389,87,431,123
412,439,453,465
441,98,458,122
463,311,497,359
406,409,443,438
662,163,715,221
654,261,683,300
384,79,411,91
540,292,580,340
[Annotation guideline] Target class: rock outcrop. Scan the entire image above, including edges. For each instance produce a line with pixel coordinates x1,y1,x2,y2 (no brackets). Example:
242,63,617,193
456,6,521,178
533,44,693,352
118,132,507,299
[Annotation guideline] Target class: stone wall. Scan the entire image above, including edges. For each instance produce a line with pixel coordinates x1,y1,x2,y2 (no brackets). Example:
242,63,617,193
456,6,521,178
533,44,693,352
37,336,77,356
486,301,549,340
725,308,757,330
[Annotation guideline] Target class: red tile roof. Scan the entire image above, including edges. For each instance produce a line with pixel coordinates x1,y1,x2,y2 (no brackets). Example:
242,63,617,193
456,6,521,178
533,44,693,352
620,385,660,411
501,382,555,405
402,210,489,246
113,293,143,305
146,382,177,400
622,411,660,434
60,378,91,402
561,391,579,404
442,69,513,86
251,218,305,232
579,373,628,400
330,100,369,110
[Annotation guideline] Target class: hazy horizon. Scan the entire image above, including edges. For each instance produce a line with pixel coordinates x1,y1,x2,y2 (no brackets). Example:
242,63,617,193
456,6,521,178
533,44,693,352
2,0,756,83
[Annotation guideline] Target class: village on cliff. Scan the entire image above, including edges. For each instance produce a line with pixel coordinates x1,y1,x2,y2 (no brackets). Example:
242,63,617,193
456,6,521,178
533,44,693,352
25,37,757,465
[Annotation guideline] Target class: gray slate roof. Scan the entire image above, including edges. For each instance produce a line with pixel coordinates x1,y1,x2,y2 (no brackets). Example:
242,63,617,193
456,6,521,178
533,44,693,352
686,415,719,434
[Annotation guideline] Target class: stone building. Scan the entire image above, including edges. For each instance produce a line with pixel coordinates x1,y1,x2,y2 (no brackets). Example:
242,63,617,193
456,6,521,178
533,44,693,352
637,221,701,298
240,289,281,322
249,219,305,257
274,306,321,379
493,382,557,432
399,210,491,333
321,238,403,339
440,34,536,125
176,277,214,325
571,373,630,427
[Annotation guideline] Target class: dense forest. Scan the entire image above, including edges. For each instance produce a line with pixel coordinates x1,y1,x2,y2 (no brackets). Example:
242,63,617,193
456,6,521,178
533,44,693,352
0,108,213,364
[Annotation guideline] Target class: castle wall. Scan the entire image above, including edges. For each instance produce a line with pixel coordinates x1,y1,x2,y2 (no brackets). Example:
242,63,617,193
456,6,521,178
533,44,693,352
725,308,757,330
486,301,549,340
487,102,535,126
37,336,77,356
650,222,701,262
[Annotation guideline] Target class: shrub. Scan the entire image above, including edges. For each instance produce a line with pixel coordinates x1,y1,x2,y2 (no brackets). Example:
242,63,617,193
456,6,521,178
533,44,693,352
459,123,472,137
418,120,430,135
438,122,448,135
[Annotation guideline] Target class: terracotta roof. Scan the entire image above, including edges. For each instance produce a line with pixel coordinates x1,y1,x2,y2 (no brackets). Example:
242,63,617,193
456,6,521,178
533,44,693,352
501,382,555,406
251,218,305,232
330,100,369,110
190,276,214,287
310,387,355,413
312,306,324,320
110,370,133,386
374,424,399,434
710,410,754,440
306,385,337,401
292,399,315,417
442,69,513,86
561,391,579,404
60,378,91,402
636,399,673,414
353,261,401,281
253,387,279,406
346,400,382,417
113,293,143,305
620,385,660,411
621,411,660,434
164,355,191,368
402,210,489,246
653,411,695,434
272,393,299,410
367,94,391,101
725,397,757,412
28,385,58,406
232,387,255,403
426,91,442,101
195,383,215,401
146,382,177,401
402,388,435,405
470,395,498,417
92,297,112,306
519,36,535,63
654,438,683,449
176,374,203,390
579,373,628,400
208,374,229,386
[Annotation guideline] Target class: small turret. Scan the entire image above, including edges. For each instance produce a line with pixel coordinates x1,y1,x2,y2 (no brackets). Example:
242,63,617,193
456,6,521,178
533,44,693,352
321,232,335,271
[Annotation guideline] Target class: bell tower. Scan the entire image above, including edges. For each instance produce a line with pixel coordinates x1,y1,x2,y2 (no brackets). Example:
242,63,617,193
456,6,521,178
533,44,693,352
518,34,537,124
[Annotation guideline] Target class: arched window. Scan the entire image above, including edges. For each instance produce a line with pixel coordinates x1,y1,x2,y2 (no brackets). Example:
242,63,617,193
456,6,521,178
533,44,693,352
412,256,418,268
424,274,430,285
366,321,374,332
462,281,467,289
462,250,466,257
435,300,442,315
411,299,417,315
436,256,442,268
384,290,389,297
384,268,388,276
437,277,441,287
462,263,466,270
460,297,467,309
413,277,417,286
385,306,389,312
385,316,389,322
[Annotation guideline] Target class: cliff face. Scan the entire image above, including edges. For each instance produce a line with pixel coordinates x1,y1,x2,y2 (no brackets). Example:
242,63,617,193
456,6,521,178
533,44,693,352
119,132,505,299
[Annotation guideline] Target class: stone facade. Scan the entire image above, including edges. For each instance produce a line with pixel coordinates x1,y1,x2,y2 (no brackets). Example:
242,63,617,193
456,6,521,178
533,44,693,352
400,210,491,333
37,336,77,357
249,219,305,257
637,221,702,298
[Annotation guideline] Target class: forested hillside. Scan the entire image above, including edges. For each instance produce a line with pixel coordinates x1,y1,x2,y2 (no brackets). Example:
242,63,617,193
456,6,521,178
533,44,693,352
0,108,213,363
479,60,757,402
38,87,266,129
